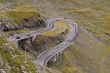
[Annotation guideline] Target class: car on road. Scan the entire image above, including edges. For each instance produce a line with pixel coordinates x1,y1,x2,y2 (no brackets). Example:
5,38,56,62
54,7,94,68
16,36,21,39
27,34,31,36
64,18,67,19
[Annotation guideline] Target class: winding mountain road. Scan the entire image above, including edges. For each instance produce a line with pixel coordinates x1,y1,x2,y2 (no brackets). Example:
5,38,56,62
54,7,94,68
8,20,53,42
8,17,78,73
36,18,78,73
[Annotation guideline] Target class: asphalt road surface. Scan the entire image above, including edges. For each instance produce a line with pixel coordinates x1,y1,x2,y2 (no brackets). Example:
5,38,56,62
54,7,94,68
8,20,54,42
36,18,78,73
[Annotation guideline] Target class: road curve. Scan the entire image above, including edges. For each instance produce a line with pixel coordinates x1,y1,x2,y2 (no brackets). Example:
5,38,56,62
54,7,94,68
35,18,78,73
8,19,54,42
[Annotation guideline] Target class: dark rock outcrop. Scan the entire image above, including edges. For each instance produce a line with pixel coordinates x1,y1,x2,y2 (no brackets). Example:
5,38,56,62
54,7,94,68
0,18,46,32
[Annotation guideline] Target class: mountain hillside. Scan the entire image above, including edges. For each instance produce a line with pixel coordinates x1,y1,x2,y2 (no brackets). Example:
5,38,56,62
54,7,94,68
0,37,37,73
0,0,110,73
34,0,110,73
0,1,45,73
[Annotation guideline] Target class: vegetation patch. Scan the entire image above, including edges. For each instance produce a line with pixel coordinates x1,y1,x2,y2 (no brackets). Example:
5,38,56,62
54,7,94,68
0,0,16,3
0,37,37,73
7,5,42,24
42,21,71,37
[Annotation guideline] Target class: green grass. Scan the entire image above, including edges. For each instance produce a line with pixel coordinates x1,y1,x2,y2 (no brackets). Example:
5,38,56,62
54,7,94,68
0,0,16,3
42,0,110,73
0,37,37,73
4,28,30,37
42,21,71,36
0,5,42,24
7,5,42,24
0,5,44,37
63,1,110,45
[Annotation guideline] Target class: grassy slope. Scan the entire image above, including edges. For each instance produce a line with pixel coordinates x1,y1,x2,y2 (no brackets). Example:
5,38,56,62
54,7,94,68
0,2,43,24
57,1,110,73
0,37,37,73
35,0,110,73
0,0,16,3
65,2,110,45
6,5,42,24
27,21,70,60
0,2,44,73
0,0,110,73
0,4,44,37
54,27,110,73
42,21,71,36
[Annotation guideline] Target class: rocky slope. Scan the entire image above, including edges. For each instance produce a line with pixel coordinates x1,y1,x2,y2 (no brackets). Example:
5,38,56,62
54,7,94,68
0,1,46,73
0,17,45,32
52,27,110,73
0,0,16,3
0,3,46,37
33,0,110,73
0,0,110,73
24,21,69,60
0,37,37,73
